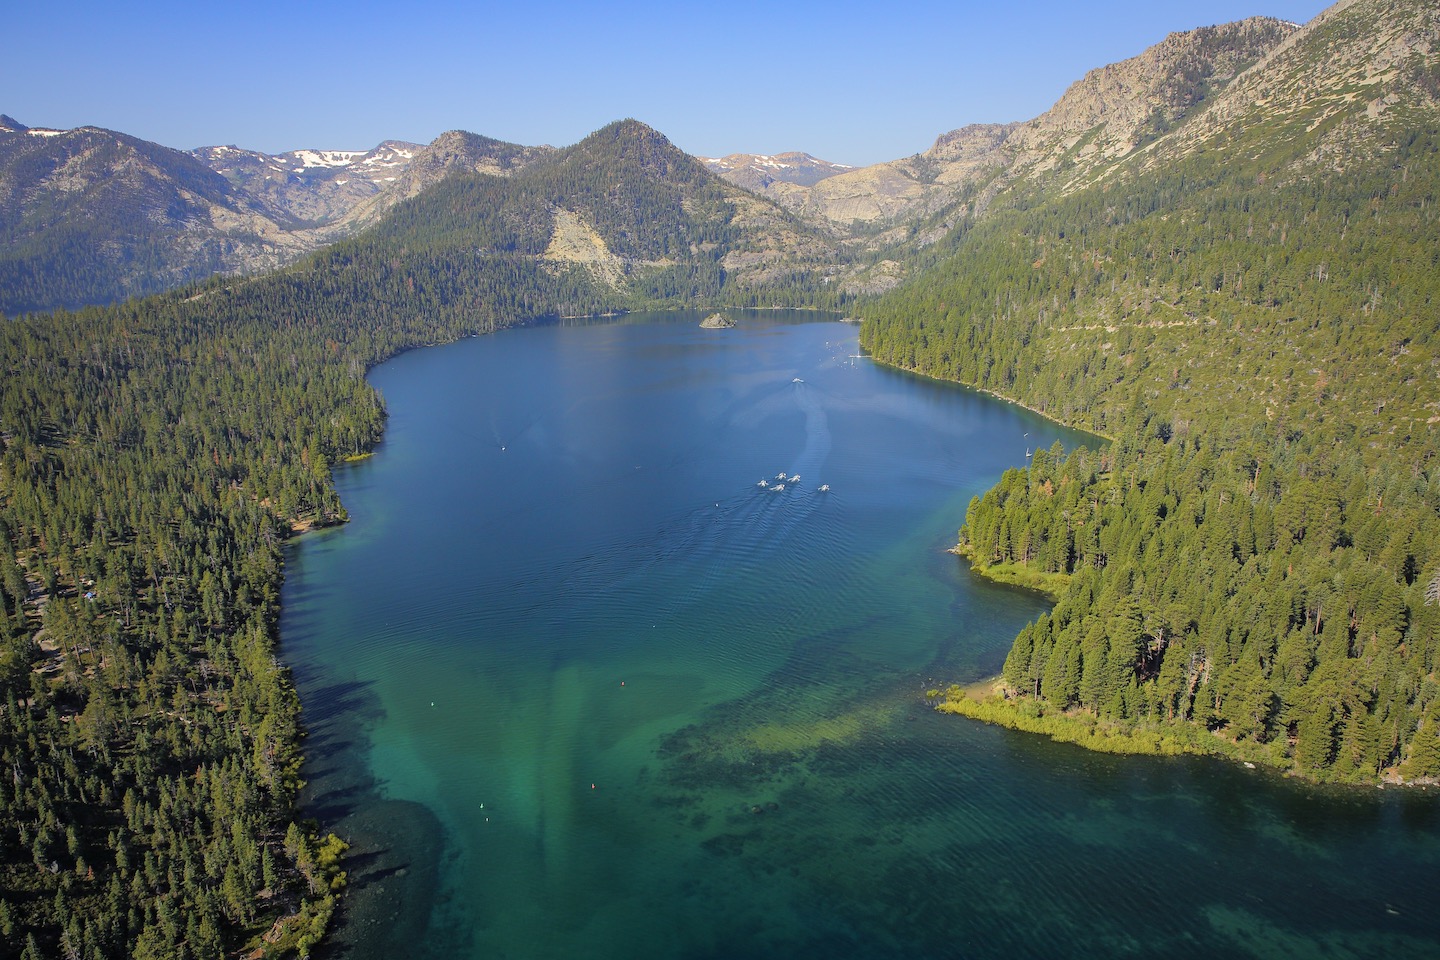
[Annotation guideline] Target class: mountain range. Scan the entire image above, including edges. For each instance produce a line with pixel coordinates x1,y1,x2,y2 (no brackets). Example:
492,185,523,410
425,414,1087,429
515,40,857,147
0,116,573,315
0,10,1331,316
190,139,423,224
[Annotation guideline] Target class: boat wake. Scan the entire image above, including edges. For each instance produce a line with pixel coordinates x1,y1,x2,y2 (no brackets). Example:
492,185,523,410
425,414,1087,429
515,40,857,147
541,378,840,626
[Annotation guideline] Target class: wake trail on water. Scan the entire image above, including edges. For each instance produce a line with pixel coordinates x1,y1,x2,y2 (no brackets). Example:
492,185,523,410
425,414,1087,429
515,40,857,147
550,379,842,622
436,379,855,649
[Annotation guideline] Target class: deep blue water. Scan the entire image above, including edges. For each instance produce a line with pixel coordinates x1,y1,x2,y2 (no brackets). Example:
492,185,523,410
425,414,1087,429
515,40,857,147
280,310,1440,960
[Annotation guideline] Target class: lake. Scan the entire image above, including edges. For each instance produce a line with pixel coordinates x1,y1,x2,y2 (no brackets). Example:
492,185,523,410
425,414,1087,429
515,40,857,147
280,310,1440,959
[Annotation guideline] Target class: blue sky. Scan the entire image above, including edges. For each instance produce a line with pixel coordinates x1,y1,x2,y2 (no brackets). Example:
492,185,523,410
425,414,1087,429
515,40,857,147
7,0,1329,166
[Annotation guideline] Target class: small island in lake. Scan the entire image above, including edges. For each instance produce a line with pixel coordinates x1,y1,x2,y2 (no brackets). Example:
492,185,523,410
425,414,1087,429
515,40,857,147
700,312,736,329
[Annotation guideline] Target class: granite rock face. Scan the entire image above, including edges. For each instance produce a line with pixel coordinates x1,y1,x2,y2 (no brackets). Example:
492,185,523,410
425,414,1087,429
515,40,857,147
758,17,1298,237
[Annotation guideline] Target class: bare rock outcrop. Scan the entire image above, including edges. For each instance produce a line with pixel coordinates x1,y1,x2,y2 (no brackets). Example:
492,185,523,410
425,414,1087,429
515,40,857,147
759,17,1297,238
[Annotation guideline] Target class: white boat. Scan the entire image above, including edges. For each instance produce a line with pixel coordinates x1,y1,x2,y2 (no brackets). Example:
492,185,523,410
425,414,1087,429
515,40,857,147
793,377,804,383
776,471,788,479
819,484,830,492
770,483,786,492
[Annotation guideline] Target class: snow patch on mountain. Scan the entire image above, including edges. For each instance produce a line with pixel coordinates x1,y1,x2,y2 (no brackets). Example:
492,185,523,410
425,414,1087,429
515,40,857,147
290,149,366,169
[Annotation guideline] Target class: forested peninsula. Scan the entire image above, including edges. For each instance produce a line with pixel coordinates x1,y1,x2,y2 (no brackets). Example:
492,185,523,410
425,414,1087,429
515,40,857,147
863,4,1440,783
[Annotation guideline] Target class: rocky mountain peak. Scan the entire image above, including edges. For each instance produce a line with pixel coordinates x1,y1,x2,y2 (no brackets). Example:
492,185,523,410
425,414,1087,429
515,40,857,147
405,129,549,178
738,15,1299,236
1000,16,1299,185
927,123,1018,162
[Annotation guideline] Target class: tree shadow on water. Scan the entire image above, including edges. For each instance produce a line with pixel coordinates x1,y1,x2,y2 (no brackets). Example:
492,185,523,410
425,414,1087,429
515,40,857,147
298,678,387,823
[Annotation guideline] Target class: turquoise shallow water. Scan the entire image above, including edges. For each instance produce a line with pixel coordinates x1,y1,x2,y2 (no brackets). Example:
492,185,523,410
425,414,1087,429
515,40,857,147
281,310,1440,960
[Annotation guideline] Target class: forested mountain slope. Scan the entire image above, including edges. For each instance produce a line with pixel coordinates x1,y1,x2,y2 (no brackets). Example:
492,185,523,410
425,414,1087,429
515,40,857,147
326,130,554,231
0,117,301,318
862,0,1440,782
342,119,847,309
